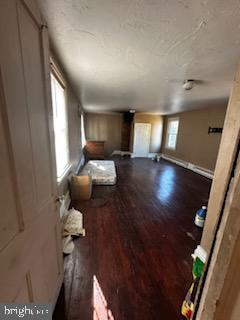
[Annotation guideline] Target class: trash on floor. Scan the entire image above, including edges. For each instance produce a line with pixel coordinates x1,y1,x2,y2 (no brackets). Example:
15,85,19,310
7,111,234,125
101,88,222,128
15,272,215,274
61,208,86,255
152,154,161,162
111,150,132,157
186,231,196,241
181,246,207,319
62,235,75,255
62,208,86,237
194,206,207,228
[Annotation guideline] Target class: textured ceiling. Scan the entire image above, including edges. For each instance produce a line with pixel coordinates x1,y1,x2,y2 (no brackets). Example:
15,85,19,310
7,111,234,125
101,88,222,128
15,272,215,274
38,0,240,114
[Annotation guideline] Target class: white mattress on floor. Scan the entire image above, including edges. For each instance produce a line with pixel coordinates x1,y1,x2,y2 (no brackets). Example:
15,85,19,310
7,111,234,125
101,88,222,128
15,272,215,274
81,160,117,185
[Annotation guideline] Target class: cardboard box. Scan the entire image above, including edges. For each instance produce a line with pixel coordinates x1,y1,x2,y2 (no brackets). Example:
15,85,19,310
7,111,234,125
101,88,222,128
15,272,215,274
70,175,92,200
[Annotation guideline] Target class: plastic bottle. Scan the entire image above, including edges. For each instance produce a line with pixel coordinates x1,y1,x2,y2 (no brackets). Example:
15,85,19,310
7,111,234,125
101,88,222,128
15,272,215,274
194,206,207,228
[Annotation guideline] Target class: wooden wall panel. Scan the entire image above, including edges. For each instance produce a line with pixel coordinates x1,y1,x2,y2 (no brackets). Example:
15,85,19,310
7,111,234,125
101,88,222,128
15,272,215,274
214,232,240,319
13,275,32,303
0,0,36,226
0,70,20,250
18,2,52,208
41,226,61,300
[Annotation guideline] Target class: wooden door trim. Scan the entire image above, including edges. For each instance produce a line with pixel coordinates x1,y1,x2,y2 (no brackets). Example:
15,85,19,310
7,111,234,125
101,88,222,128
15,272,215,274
34,1,64,304
200,68,240,252
40,26,58,197
195,65,240,319
21,0,43,27
195,148,240,319
37,5,64,306
0,67,25,237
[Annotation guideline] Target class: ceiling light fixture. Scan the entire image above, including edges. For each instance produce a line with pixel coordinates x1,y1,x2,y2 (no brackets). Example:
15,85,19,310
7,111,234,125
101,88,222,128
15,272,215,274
183,79,195,90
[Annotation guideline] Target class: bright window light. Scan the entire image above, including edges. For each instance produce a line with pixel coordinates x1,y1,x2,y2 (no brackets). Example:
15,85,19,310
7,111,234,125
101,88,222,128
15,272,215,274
166,118,179,150
81,113,86,148
51,72,69,181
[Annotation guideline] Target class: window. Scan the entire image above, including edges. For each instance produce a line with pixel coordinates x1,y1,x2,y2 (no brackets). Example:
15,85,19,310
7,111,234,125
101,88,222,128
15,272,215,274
50,72,69,181
166,118,179,149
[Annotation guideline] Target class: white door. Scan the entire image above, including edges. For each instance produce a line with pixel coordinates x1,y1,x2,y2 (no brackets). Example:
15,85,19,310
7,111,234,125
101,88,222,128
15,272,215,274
133,123,151,157
0,0,63,305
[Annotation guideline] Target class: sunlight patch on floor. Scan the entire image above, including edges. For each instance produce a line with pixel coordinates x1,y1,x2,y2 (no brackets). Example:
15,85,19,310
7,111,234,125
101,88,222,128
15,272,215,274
93,275,114,320
156,167,175,203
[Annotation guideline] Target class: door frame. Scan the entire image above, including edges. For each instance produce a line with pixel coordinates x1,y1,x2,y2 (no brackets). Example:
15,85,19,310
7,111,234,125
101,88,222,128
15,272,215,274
133,122,151,157
40,24,58,198
194,64,240,319
0,0,63,307
40,21,63,309
21,0,63,307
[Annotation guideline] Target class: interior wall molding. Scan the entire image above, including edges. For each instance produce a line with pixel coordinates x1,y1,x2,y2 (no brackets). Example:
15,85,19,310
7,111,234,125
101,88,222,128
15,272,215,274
111,151,213,179
130,152,160,158
161,154,214,179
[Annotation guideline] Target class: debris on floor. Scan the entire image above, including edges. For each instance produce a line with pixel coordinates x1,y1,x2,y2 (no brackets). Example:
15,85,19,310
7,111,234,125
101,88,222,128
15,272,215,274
186,231,196,241
62,208,86,236
111,150,132,157
62,235,75,255
61,208,86,255
181,246,207,319
152,154,161,162
194,206,207,228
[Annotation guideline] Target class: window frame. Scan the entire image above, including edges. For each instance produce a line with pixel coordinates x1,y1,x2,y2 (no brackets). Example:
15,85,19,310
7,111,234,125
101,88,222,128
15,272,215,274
50,62,70,183
80,112,86,148
165,117,179,150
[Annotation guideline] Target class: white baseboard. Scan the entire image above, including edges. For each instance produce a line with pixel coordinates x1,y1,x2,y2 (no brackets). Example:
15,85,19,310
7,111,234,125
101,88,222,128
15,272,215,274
188,163,214,179
131,153,147,158
161,154,214,179
148,153,161,158
131,152,161,158
111,150,133,157
161,154,188,168
111,150,122,156
131,153,138,158
112,151,160,158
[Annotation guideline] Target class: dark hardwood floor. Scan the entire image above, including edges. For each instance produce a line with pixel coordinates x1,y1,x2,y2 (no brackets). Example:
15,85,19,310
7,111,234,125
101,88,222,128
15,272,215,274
54,157,211,320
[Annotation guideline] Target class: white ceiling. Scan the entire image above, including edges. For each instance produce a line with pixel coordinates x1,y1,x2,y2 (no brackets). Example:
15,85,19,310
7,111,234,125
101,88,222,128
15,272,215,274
38,0,240,114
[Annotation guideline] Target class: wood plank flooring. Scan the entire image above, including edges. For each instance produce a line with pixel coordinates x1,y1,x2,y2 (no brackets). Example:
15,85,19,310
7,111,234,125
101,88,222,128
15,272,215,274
53,158,211,320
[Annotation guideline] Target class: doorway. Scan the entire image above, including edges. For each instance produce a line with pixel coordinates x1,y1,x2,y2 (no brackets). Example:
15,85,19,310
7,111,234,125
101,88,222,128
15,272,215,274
133,123,151,157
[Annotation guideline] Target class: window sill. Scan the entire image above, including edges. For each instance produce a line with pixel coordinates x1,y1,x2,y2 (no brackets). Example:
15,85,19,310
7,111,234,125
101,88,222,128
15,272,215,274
57,164,72,185
165,146,176,151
